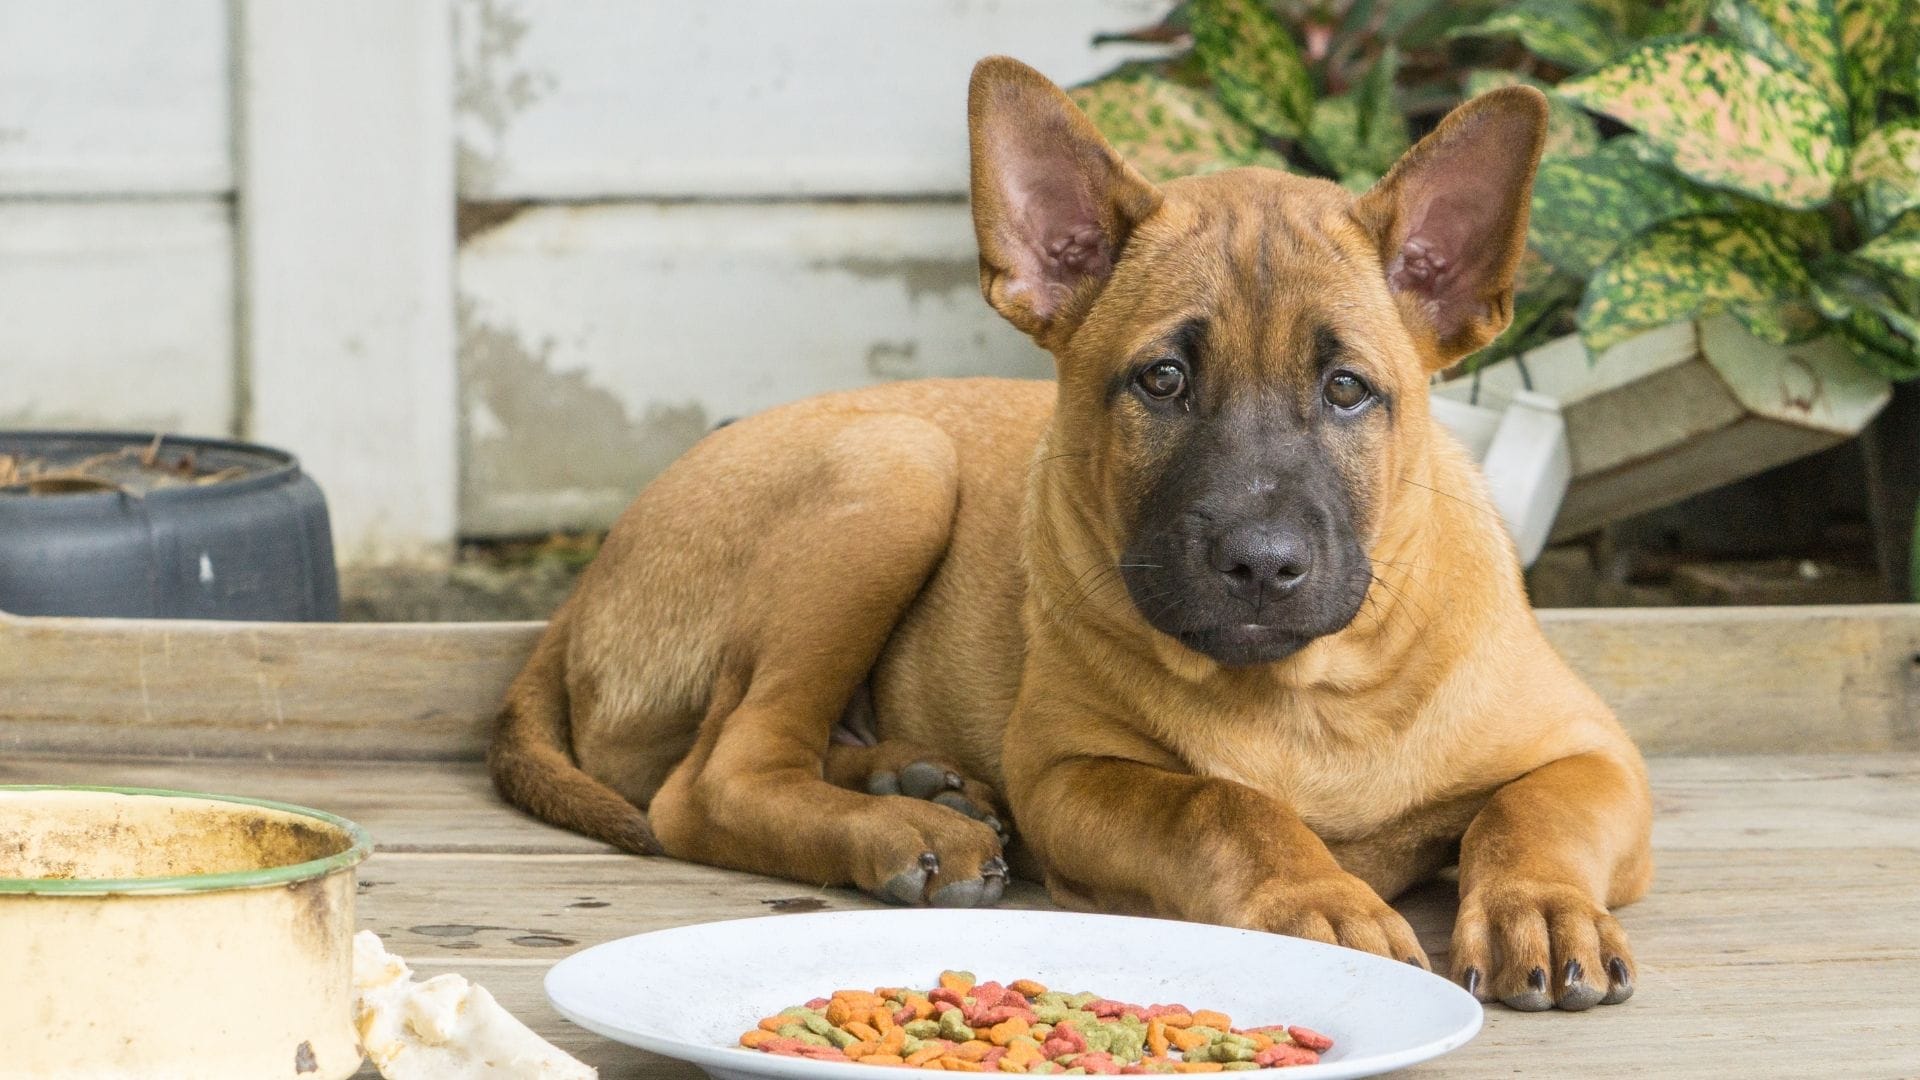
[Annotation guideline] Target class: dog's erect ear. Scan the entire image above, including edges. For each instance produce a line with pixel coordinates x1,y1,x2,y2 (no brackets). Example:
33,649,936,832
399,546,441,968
968,56,1163,346
1353,86,1548,370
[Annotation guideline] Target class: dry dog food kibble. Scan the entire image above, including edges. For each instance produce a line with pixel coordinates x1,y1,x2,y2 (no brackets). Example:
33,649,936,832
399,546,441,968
736,971,1334,1071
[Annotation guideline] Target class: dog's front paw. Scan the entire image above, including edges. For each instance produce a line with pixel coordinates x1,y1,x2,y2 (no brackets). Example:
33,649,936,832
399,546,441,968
1246,873,1428,968
852,800,1007,909
1451,880,1634,1011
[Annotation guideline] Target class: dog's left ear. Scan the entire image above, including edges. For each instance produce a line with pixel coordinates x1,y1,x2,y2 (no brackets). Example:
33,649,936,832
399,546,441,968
1353,86,1548,370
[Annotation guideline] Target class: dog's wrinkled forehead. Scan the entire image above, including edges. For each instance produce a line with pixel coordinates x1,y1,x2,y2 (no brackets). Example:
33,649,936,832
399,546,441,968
1087,169,1416,384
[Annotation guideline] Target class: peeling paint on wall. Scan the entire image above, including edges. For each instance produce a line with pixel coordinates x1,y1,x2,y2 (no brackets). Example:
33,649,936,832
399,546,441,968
865,340,920,379
811,255,979,304
453,0,553,196
458,300,708,536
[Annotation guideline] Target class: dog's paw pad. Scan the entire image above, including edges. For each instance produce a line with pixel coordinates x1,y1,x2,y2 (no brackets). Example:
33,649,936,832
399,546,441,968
928,857,1010,909
898,761,962,799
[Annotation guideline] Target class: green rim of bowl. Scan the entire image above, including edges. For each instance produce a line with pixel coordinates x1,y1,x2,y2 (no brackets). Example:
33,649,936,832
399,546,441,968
0,785,372,896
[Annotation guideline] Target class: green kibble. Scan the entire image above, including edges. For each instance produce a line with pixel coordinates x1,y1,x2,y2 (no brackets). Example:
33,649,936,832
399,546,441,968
901,1036,925,1056
1031,1023,1053,1038
905,1020,941,1039
1080,1026,1114,1054
776,1023,809,1040
821,1026,857,1049
794,1031,831,1048
1222,1062,1261,1071
1108,1025,1146,1062
801,1015,834,1037
1064,1069,1088,1075
1065,992,1099,1008
938,1008,974,1043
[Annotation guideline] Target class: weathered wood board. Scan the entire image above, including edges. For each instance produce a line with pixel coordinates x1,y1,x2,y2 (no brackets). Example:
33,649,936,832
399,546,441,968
456,201,1048,534
452,0,1176,199
0,0,231,195
4,606,1918,758
3,753,1912,1078
0,200,235,434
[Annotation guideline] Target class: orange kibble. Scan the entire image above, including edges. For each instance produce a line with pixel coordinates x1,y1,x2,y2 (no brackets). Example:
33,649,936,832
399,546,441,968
827,1000,857,1026
907,995,937,1021
847,1021,882,1043
758,1016,789,1033
940,971,977,995
862,1055,907,1066
954,1040,992,1062
942,1058,985,1072
1158,1012,1195,1029
988,1016,1031,1046
879,1026,907,1055
1147,1020,1169,1057
741,1030,775,1048
874,1010,896,1035
1191,1011,1231,1031
922,1060,948,1071
1002,1042,1044,1067
1174,1063,1225,1074
847,1042,880,1059
907,1046,946,1067
1167,1027,1208,1053
875,987,910,1000
1246,1033,1273,1051
996,1060,1028,1074
1008,979,1048,998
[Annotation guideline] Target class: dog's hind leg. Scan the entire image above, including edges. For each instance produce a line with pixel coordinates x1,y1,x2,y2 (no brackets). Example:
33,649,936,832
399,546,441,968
646,414,1007,907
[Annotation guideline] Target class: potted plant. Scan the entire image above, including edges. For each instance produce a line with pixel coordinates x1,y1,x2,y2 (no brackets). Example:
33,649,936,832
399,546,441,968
0,432,339,620
1072,0,1919,579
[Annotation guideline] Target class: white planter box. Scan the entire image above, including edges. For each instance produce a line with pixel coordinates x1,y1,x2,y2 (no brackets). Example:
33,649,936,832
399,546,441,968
1432,391,1571,566
1437,315,1892,542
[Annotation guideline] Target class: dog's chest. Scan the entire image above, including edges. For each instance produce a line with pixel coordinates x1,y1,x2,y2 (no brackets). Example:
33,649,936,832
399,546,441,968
1179,703,1465,841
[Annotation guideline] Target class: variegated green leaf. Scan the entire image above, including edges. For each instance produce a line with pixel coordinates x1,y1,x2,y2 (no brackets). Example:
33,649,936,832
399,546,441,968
1825,289,1920,377
1449,0,1627,70
1712,0,1846,109
1850,122,1920,233
1855,232,1920,281
1306,50,1410,189
1188,0,1314,139
1451,0,1620,70
1578,214,1822,351
1528,137,1726,275
1069,72,1283,183
1466,70,1602,160
1629,0,1712,36
1559,38,1846,208
1837,0,1912,127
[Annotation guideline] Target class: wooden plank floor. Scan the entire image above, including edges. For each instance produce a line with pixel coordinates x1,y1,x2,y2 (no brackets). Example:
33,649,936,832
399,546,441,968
5,753,1917,1078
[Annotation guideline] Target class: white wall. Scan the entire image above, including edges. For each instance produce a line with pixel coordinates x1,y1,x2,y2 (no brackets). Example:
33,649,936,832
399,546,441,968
0,0,1176,557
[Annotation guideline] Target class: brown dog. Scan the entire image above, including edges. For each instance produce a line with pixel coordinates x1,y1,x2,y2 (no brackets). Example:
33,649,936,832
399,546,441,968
490,57,1652,1012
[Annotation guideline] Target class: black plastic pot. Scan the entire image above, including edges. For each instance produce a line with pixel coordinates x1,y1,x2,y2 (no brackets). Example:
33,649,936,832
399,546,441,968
0,432,339,620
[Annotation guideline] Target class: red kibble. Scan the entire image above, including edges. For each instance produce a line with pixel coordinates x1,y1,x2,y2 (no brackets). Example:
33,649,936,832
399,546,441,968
1283,1027,1332,1053
1252,1046,1319,1068
805,998,831,1010
1076,1052,1122,1075
931,987,968,1009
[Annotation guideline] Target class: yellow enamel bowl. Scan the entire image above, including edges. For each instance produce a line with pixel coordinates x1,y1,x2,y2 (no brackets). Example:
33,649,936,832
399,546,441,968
0,786,372,1079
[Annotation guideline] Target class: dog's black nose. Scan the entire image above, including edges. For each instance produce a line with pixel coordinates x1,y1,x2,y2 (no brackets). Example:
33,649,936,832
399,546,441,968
1209,525,1311,604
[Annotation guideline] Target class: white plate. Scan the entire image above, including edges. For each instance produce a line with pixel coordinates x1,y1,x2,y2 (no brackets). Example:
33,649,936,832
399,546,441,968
545,909,1481,1080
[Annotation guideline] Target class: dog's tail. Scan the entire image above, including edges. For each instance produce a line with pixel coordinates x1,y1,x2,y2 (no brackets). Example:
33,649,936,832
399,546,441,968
487,630,663,856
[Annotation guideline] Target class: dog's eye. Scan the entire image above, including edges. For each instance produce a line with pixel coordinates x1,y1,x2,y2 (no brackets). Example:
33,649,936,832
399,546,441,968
1137,360,1188,401
1324,371,1372,411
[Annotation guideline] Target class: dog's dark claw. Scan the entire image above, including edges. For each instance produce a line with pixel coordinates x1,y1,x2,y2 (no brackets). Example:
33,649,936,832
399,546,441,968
917,851,941,874
1557,959,1603,1011
1602,956,1634,1005
982,856,1008,878
1501,967,1553,1012
944,770,963,790
1528,967,1548,991
1463,968,1481,997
